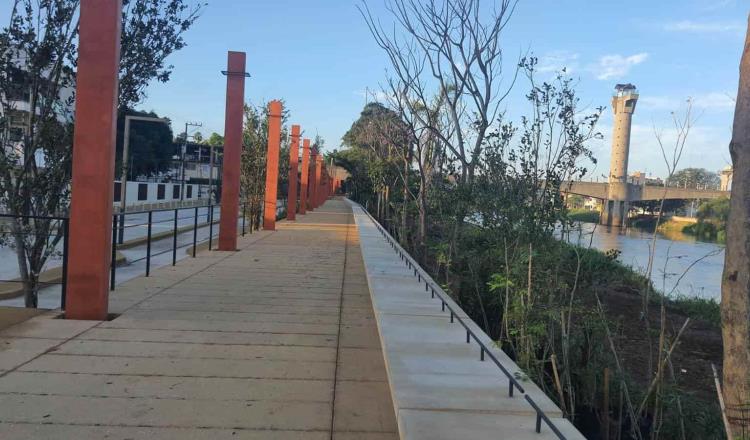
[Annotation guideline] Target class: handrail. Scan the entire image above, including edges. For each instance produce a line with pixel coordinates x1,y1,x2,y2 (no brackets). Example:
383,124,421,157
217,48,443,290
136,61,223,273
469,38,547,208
354,202,569,440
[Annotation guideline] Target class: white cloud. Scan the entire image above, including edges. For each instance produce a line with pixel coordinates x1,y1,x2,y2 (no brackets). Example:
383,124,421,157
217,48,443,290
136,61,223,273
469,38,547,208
591,53,649,81
663,20,744,34
537,51,580,74
639,93,735,111
592,122,731,177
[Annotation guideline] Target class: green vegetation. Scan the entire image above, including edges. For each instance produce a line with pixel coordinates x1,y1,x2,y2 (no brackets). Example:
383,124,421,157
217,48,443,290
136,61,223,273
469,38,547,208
682,198,729,242
567,208,600,223
0,0,203,307
667,294,721,326
339,2,725,437
666,168,720,190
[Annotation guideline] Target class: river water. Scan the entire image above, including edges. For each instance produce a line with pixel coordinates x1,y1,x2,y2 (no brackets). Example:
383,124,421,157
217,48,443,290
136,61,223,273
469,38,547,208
564,223,725,301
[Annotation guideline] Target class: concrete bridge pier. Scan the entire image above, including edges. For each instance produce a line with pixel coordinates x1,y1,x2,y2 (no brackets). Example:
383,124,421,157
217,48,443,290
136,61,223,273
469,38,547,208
601,181,629,227
601,189,632,227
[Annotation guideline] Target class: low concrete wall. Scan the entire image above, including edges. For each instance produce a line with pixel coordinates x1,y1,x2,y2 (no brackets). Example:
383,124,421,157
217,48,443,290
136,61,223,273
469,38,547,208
349,200,584,440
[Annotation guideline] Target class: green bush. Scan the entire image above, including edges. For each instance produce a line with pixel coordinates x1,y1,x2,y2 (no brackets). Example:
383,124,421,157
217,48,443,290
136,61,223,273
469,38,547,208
567,208,600,224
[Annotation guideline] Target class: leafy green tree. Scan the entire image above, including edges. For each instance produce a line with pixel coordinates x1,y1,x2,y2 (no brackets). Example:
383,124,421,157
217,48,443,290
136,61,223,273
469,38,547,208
0,0,203,307
240,101,290,228
115,110,174,178
119,0,203,109
206,132,224,147
666,167,720,190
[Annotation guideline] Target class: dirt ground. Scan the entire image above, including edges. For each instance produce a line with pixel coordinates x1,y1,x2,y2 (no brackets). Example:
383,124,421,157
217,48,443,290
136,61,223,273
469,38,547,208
602,287,722,401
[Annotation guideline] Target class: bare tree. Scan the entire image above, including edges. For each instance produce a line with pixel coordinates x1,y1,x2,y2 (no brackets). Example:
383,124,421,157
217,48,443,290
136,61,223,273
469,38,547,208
721,13,750,434
360,0,519,184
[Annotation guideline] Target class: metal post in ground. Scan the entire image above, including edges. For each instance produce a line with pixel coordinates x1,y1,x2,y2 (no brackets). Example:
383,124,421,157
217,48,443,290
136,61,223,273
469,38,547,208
60,218,70,310
218,52,249,250
110,215,117,291
145,211,152,276
172,208,178,265
66,0,123,320
242,203,247,236
192,206,199,257
208,204,214,250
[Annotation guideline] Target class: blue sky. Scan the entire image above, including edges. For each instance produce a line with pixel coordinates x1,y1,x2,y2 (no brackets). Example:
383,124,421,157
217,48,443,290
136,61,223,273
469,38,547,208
12,0,747,179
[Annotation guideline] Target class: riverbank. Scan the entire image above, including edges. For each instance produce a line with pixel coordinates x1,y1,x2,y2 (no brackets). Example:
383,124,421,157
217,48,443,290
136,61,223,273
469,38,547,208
542,240,724,437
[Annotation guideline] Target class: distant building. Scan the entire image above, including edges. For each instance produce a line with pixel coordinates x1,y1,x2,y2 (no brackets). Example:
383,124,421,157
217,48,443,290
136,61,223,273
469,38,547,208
628,171,663,187
720,166,733,191
170,141,223,185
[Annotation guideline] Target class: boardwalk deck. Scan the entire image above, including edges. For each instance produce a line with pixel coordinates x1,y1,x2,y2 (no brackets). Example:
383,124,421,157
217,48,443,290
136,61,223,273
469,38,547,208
0,199,398,440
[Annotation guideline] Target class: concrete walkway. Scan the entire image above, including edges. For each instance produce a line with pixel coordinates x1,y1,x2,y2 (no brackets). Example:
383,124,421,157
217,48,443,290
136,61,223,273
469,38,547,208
0,199,398,439
350,201,584,440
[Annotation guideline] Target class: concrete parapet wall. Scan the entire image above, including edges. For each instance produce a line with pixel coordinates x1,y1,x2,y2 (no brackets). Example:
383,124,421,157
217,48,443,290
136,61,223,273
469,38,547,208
348,200,584,440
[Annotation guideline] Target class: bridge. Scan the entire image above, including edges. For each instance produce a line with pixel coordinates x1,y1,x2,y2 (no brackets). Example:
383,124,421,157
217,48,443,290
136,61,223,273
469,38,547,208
562,84,730,227
564,181,730,202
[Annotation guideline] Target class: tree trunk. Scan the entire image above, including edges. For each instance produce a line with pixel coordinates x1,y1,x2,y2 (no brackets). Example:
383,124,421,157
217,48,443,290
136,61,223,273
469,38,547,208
721,14,750,431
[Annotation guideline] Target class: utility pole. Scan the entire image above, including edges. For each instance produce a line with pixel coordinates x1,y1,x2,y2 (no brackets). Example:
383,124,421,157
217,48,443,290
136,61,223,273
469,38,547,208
119,115,169,244
181,121,202,202
208,144,215,203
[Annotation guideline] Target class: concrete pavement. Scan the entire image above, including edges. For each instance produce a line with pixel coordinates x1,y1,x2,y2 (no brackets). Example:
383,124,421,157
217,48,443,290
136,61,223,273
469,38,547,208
0,199,397,439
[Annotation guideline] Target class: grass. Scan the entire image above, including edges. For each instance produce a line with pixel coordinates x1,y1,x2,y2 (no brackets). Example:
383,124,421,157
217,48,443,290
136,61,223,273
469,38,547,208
667,294,721,326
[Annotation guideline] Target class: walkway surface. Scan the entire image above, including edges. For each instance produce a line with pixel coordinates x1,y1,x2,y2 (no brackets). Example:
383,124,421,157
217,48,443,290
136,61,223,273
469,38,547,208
0,199,398,439
351,202,584,440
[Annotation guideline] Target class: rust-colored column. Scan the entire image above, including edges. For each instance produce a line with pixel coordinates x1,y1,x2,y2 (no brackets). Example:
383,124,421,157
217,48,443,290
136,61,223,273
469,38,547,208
263,101,283,230
218,52,247,251
299,139,310,214
314,156,323,208
308,149,318,211
66,0,123,320
286,125,300,220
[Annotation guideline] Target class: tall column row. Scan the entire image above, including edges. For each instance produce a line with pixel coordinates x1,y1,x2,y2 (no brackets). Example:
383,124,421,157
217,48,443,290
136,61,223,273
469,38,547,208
64,0,332,320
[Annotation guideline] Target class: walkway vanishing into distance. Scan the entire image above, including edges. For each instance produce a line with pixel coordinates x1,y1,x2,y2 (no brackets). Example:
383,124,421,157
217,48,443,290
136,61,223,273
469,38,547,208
0,200,397,439
0,199,583,439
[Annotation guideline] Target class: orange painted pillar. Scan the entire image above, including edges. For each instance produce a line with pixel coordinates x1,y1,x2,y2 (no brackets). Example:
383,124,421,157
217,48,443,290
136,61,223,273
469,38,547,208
299,139,310,214
308,149,318,211
314,156,323,208
218,52,247,251
66,0,123,320
263,101,282,230
286,125,300,220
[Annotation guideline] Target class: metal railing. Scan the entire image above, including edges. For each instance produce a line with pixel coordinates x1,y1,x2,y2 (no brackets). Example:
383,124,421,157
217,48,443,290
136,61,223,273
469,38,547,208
0,198,294,311
109,202,251,289
356,203,570,440
0,213,70,309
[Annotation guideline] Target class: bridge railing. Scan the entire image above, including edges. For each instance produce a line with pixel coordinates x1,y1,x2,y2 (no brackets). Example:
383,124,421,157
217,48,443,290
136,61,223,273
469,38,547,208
358,205,571,440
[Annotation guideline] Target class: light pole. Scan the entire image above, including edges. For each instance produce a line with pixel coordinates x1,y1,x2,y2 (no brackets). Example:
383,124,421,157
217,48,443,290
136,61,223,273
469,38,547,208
181,121,202,202
119,115,169,244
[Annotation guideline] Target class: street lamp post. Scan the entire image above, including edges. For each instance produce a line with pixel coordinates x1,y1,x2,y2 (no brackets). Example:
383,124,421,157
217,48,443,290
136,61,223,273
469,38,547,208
119,115,169,244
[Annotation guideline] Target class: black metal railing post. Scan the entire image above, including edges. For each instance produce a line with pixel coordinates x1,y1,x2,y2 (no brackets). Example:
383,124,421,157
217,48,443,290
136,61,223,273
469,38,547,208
118,211,125,245
145,211,153,276
208,204,214,250
172,208,178,265
242,203,246,236
60,218,69,310
192,206,199,257
110,215,117,290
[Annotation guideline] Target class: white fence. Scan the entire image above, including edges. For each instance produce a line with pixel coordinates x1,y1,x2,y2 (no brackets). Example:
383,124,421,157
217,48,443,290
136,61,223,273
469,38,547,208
114,181,209,209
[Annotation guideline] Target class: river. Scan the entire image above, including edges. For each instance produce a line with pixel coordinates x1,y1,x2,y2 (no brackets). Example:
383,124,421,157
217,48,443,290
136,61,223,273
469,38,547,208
564,223,725,301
